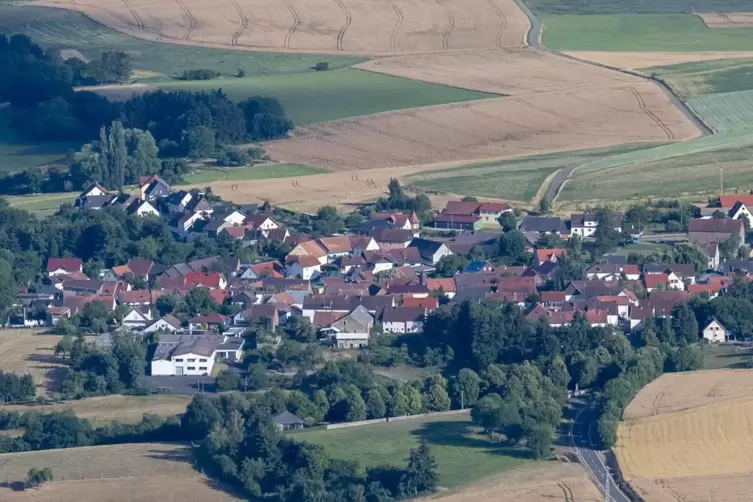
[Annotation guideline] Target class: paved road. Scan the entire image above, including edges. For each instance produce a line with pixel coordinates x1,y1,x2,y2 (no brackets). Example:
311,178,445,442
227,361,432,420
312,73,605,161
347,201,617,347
570,402,631,502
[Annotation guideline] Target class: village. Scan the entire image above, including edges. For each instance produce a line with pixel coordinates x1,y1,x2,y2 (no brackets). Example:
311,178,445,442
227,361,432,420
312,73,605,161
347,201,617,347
4,174,752,386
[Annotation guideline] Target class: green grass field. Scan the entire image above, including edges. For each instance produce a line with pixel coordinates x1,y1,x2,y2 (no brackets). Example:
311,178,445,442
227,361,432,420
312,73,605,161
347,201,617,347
528,0,750,14
648,58,753,98
611,242,674,257
687,90,753,132
703,344,753,370
181,163,327,184
0,6,365,79
406,144,658,202
542,14,753,52
0,108,77,172
3,192,77,216
159,69,495,126
560,131,753,202
295,414,528,489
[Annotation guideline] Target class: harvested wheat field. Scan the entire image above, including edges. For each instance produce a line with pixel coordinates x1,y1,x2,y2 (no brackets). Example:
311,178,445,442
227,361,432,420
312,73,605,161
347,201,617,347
37,0,529,55
421,462,601,502
615,369,753,502
0,394,191,425
0,442,240,501
0,330,67,396
265,83,699,171
697,12,753,29
562,51,753,70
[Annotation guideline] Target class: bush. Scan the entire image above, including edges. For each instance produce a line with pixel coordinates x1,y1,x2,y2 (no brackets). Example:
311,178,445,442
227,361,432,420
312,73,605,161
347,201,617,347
237,68,246,78
179,69,221,81
25,467,53,489
314,61,330,71
215,369,241,392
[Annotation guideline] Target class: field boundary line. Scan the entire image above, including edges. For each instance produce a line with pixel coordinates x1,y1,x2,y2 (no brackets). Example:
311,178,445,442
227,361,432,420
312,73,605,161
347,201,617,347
283,1,300,49
121,0,144,29
387,0,404,53
435,0,455,50
487,0,507,49
628,87,675,141
228,0,248,46
333,0,352,51
175,0,197,41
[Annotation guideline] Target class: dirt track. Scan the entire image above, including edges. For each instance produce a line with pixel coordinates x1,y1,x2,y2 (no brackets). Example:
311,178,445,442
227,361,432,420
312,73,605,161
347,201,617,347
37,0,529,55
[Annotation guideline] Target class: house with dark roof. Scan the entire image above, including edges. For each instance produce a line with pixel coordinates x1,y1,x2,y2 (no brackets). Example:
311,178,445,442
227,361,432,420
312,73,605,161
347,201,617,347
151,334,243,376
408,238,452,265
47,258,83,277
139,175,172,202
382,307,426,333
519,217,568,236
433,213,483,231
272,410,306,430
370,228,414,249
318,305,374,348
688,218,744,245
570,212,623,238
189,313,227,331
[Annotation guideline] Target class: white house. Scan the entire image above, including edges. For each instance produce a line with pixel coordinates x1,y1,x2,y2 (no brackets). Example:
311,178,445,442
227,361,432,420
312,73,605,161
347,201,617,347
570,212,623,238
381,307,426,334
121,307,154,330
150,334,243,376
319,305,373,349
285,255,321,280
728,202,753,229
703,319,728,343
127,199,160,217
142,315,182,335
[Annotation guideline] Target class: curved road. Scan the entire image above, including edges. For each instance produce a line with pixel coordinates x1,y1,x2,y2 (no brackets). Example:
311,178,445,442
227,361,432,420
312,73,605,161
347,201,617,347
570,401,631,502
512,0,713,204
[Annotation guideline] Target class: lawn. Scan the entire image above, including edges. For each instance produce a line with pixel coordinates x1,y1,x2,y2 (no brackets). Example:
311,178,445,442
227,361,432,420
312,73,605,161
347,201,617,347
406,144,657,202
541,14,753,52
687,90,753,132
158,69,496,126
611,242,673,257
702,344,753,370
528,0,751,14
180,163,327,185
648,58,753,97
0,6,365,79
3,192,77,217
295,414,528,489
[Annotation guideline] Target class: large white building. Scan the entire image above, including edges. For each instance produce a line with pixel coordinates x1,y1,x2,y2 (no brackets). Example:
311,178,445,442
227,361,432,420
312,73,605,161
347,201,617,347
150,334,243,376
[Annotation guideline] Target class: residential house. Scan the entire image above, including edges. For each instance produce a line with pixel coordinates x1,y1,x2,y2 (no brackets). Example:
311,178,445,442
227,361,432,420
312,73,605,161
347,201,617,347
272,410,306,431
519,217,569,236
74,182,109,208
425,277,456,299
186,197,214,216
139,175,172,202
367,211,421,234
234,304,279,330
169,211,205,238
285,255,322,280
166,190,194,214
702,319,728,343
648,290,691,316
382,307,426,333
151,334,243,376
142,314,183,334
570,212,623,238
688,218,744,245
409,238,452,265
123,198,159,217
239,260,285,280
536,248,566,265
439,200,512,227
538,291,567,311
46,306,72,326
370,228,414,249
386,283,430,300
319,305,373,348
111,259,155,282
47,258,84,277
644,272,685,292
401,297,439,311
586,264,641,281
433,213,483,231
121,306,154,330
727,201,753,229
189,313,227,331
185,272,227,290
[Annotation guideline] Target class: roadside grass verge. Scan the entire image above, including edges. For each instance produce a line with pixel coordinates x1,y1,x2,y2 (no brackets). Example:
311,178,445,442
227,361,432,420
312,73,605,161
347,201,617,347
295,414,528,490
541,14,753,52
158,69,496,126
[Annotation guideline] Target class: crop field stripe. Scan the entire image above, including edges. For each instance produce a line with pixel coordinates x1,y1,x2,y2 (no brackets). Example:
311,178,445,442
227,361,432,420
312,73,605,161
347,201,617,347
687,89,753,132
332,0,352,51
121,0,143,29
628,87,675,140
174,0,197,41
387,0,403,53
283,1,300,49
228,0,248,46
435,0,455,49
487,0,507,49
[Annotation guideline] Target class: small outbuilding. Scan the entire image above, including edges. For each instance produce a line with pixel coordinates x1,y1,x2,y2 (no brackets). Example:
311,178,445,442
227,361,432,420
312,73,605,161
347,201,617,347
272,410,306,431
703,319,728,343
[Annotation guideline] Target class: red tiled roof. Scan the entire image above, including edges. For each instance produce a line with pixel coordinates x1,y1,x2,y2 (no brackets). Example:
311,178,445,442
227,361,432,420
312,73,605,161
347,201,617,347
313,311,347,328
478,202,512,213
539,291,566,301
425,278,456,293
496,276,536,294
47,258,82,273
536,248,566,263
118,290,152,304
190,312,226,324
444,201,481,216
644,274,670,289
720,194,753,207
402,297,439,310
209,289,227,305
185,272,225,289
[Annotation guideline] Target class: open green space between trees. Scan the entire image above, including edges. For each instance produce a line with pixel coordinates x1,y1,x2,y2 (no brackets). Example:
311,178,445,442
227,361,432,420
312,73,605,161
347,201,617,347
541,14,753,52
296,414,528,490
180,163,327,185
157,69,496,126
0,108,77,172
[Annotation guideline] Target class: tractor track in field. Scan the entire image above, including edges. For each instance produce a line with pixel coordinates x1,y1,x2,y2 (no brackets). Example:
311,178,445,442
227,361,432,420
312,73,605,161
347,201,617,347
283,1,300,49
628,87,675,140
175,0,197,40
121,0,144,28
229,0,248,46
557,482,574,502
333,0,352,51
435,0,455,50
387,0,403,53
487,0,507,49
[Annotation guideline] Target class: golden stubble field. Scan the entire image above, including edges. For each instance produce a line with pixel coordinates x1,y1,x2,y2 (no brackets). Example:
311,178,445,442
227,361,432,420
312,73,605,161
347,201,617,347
0,330,67,396
0,443,240,501
37,0,529,54
423,462,602,502
615,369,753,502
697,12,753,28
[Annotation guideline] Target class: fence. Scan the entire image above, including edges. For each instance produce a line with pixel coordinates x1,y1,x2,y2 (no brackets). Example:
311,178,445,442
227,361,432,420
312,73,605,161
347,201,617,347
325,409,469,430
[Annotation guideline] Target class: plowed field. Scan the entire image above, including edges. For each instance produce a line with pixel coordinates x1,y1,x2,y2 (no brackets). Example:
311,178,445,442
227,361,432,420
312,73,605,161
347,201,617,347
698,12,753,28
36,0,529,55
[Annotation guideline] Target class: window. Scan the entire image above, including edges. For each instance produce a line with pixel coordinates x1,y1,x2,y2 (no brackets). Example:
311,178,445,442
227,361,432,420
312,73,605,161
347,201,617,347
199,367,207,370
199,358,207,362
187,366,196,370
174,359,183,362
188,358,196,362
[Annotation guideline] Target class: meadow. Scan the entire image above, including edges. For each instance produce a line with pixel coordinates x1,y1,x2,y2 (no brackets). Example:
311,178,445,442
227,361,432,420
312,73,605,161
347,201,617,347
159,69,496,126
0,108,76,172
527,0,751,14
180,163,326,184
0,330,67,396
296,414,528,489
541,14,753,52
688,90,753,132
649,58,753,97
